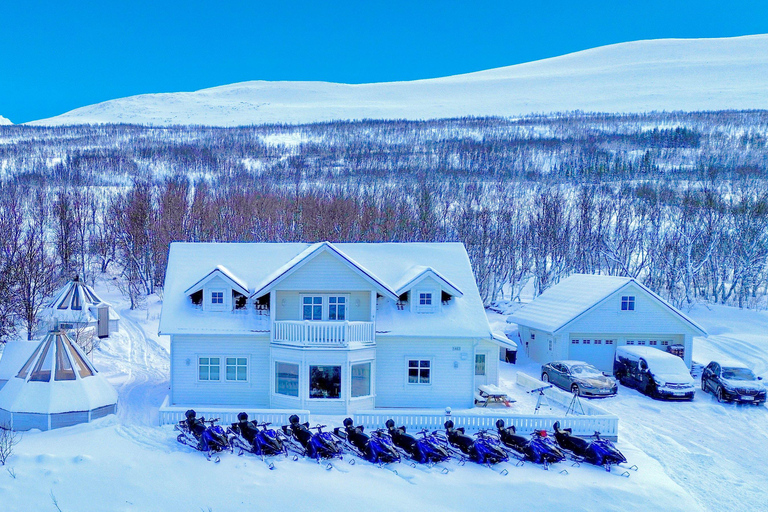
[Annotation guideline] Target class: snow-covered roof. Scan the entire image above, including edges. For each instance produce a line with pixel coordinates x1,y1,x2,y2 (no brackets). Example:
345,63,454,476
0,331,117,414
184,265,249,296
392,266,463,298
39,277,120,324
160,242,492,339
249,242,398,300
507,274,706,335
0,341,39,386
491,331,517,351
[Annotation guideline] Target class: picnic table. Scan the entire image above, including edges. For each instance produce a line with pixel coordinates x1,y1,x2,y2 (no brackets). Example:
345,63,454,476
475,384,515,407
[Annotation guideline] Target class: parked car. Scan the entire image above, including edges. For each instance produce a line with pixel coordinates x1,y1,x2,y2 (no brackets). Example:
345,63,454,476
540,360,618,397
701,360,766,405
614,346,695,401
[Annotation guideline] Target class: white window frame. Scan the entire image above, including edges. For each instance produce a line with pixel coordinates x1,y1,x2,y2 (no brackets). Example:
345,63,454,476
621,295,636,311
406,358,432,385
224,356,249,382
300,294,351,321
350,361,373,399
209,288,226,311
328,295,348,321
198,356,221,382
274,361,300,398
413,289,438,313
475,354,486,376
308,364,343,400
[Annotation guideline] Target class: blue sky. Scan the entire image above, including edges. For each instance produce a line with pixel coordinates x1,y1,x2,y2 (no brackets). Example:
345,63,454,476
1,1,767,123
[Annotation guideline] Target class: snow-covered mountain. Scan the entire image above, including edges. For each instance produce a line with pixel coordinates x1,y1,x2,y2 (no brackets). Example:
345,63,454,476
28,34,768,127
0,115,12,125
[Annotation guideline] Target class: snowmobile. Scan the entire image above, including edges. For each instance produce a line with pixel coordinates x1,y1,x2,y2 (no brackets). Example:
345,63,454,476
441,420,508,466
552,422,630,471
385,419,450,465
281,414,344,466
333,418,401,465
175,409,232,462
496,419,565,467
229,412,286,468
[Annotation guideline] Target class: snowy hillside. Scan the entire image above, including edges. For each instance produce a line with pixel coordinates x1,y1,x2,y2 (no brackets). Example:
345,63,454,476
28,34,768,127
0,115,12,125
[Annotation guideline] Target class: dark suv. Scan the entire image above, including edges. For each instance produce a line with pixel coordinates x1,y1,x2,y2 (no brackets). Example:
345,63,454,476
701,361,766,405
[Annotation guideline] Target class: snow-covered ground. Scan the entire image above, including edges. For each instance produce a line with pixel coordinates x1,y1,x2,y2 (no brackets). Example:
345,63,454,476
0,115,11,126
27,34,768,127
1,282,766,510
490,304,768,512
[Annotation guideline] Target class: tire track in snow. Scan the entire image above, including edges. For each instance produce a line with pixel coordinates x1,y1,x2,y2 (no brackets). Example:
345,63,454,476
112,310,170,427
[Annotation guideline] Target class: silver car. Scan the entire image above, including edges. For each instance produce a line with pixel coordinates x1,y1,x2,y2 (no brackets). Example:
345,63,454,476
541,360,618,397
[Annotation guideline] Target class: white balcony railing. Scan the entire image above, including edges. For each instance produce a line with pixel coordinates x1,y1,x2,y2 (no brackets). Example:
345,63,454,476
272,320,375,347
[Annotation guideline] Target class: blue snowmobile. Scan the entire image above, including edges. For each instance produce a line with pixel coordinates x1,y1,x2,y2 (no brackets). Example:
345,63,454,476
385,419,450,465
282,414,344,465
496,419,565,467
229,412,286,468
442,420,508,466
175,409,232,462
333,418,401,465
553,421,629,471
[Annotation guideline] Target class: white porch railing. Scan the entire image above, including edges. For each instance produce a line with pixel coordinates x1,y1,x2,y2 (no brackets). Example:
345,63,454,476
272,320,375,347
353,372,619,440
158,396,309,426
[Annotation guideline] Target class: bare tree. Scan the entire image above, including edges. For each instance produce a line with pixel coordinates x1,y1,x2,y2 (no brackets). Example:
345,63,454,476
14,227,58,339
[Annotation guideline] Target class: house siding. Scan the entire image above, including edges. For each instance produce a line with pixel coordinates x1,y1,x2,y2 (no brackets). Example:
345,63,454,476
275,290,371,321
170,334,270,407
375,336,476,408
277,251,375,291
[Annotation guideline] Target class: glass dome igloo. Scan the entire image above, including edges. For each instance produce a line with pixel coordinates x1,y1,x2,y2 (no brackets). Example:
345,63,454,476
0,330,118,431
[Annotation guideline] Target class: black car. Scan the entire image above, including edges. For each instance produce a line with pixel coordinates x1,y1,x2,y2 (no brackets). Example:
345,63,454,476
701,361,766,405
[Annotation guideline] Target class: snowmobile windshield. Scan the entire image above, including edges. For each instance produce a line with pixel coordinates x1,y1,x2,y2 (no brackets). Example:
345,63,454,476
570,364,602,377
722,368,756,381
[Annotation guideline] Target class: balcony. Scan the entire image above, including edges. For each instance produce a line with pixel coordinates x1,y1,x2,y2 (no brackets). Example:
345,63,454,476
272,320,375,347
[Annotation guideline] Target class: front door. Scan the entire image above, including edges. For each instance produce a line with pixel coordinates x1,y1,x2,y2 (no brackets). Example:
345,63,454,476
474,353,488,389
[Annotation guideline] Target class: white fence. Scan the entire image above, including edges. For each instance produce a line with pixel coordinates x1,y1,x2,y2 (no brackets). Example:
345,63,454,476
353,372,619,440
272,320,375,346
158,396,309,427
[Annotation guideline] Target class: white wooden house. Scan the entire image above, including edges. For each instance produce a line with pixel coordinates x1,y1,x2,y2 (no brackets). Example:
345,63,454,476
159,242,515,415
508,274,706,371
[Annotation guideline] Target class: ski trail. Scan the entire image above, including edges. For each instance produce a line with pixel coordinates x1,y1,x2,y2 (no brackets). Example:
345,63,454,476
110,309,170,427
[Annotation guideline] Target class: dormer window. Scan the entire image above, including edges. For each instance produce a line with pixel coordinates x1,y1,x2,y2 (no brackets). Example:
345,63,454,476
414,290,438,313
209,289,226,311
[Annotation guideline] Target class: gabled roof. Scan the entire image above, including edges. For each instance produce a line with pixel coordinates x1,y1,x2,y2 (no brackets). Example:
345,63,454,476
393,266,463,297
160,242,491,338
249,242,398,300
184,264,249,296
508,274,706,336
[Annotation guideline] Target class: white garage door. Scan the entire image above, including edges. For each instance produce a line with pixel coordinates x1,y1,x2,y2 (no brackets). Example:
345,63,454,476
568,337,616,372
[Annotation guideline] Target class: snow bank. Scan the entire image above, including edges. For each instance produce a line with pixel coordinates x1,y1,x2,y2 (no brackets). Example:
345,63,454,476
27,34,768,127
0,115,11,125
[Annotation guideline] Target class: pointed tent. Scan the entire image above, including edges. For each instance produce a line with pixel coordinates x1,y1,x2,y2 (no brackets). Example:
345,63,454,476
0,331,118,431
38,277,120,337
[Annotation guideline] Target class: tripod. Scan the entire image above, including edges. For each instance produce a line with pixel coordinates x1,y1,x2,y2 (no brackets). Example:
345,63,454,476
530,384,553,414
566,391,585,416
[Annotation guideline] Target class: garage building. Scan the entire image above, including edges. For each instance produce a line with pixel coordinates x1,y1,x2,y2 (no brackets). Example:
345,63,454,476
508,274,706,371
